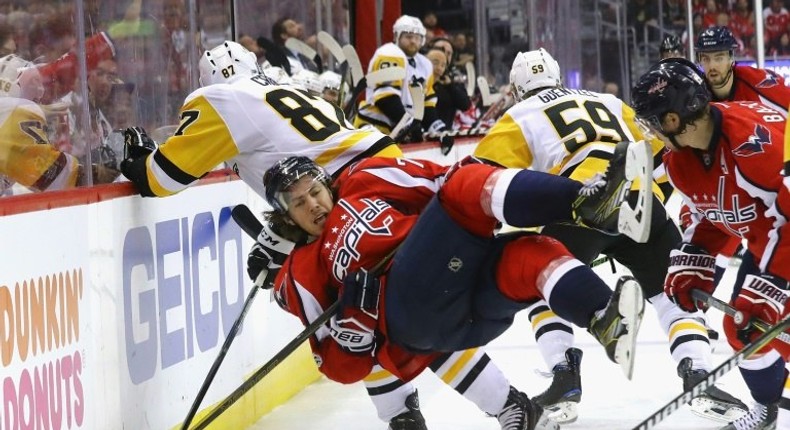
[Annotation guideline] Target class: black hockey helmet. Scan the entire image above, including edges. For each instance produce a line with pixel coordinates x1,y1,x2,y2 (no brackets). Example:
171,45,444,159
695,26,738,53
660,34,682,55
263,156,333,214
631,58,710,134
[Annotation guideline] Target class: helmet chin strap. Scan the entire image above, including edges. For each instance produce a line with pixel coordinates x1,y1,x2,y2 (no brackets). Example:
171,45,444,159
710,61,734,90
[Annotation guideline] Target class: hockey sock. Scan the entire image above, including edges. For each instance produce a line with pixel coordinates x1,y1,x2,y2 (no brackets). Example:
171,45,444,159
490,169,582,227
544,264,611,328
738,351,786,404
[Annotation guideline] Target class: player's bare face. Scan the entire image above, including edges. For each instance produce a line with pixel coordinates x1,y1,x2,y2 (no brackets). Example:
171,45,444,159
698,52,732,87
398,33,423,57
285,176,334,237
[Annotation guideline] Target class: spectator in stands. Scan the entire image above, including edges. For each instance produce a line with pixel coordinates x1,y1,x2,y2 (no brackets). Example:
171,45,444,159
764,0,790,49
602,81,620,97
728,0,755,54
701,0,719,29
426,47,470,129
627,0,659,39
160,0,191,122
267,17,319,74
452,32,475,68
239,34,266,65
771,32,790,56
422,11,447,39
0,22,14,57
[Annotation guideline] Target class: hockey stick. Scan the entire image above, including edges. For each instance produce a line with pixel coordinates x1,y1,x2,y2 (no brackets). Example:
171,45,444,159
316,31,345,71
186,204,398,430
476,76,500,107
343,66,406,118
284,37,323,73
465,62,476,97
691,289,790,344
342,44,364,88
180,205,268,430
390,86,425,141
630,313,790,430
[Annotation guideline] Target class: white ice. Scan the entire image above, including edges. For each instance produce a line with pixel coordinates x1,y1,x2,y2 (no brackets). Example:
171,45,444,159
249,260,754,430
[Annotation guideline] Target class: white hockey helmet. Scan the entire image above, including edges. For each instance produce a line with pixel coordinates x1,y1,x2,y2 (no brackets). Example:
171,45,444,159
0,54,44,101
509,48,562,101
318,71,342,91
393,15,426,47
291,69,321,95
199,40,261,86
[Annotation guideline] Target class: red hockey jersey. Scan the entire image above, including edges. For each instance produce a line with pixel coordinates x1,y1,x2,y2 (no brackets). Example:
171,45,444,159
273,157,449,383
664,101,790,280
722,64,790,115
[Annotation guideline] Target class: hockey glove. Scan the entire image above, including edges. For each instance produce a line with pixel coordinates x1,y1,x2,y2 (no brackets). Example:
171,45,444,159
246,222,295,288
727,274,790,355
330,269,381,354
122,126,156,161
664,243,716,312
425,119,455,155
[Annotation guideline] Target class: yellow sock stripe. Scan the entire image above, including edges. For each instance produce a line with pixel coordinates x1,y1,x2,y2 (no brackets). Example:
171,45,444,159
440,349,478,385
668,320,707,339
363,368,397,383
530,309,558,329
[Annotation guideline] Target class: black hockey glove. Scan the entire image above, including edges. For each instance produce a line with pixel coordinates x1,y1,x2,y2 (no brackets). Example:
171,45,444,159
246,222,294,288
120,127,156,175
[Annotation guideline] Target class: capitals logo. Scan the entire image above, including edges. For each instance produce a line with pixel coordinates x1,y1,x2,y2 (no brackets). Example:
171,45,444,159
733,124,771,157
756,72,779,88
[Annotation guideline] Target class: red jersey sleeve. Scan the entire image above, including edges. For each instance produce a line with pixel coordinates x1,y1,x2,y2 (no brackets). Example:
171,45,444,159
273,245,374,384
336,157,449,214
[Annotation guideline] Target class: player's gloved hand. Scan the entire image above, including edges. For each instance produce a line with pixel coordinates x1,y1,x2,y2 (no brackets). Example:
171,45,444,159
678,204,693,233
330,269,380,354
425,119,455,155
246,222,294,288
725,274,790,355
406,119,423,143
664,243,716,312
122,126,157,161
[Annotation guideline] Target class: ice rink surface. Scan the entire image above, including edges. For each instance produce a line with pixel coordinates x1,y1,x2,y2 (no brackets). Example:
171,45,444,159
249,260,756,430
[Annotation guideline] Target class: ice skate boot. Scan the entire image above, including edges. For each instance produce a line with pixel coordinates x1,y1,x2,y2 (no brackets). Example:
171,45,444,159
388,390,427,430
533,347,582,423
677,357,748,423
573,139,653,243
588,275,645,379
495,386,559,430
718,401,777,430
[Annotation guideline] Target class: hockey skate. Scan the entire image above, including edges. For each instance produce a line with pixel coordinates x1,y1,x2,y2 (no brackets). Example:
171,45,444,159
677,358,749,423
573,140,653,243
495,387,559,430
533,348,582,423
718,401,777,430
588,275,645,380
388,390,427,430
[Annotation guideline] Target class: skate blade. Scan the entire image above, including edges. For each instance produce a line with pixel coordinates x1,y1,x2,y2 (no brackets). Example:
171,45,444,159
613,277,645,380
535,409,561,430
544,401,578,424
688,397,747,423
618,140,653,244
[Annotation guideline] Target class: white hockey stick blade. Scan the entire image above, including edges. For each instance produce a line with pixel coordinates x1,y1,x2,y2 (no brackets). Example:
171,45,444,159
342,44,364,87
613,277,644,381
365,66,406,87
477,76,502,107
317,31,345,67
389,112,414,139
465,62,476,97
617,140,653,244
285,37,317,60
408,85,425,121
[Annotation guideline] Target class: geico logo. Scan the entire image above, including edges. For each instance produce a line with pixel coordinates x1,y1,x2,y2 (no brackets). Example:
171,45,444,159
122,207,244,384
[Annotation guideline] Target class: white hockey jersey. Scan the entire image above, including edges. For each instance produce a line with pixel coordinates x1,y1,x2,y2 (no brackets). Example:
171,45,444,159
474,87,666,194
355,42,436,132
144,75,397,197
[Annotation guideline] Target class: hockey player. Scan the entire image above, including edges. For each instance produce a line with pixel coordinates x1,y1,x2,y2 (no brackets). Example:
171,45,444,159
353,15,453,153
632,58,790,430
261,146,650,430
0,54,117,194
696,26,790,113
471,48,746,423
659,33,684,60
120,40,511,430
